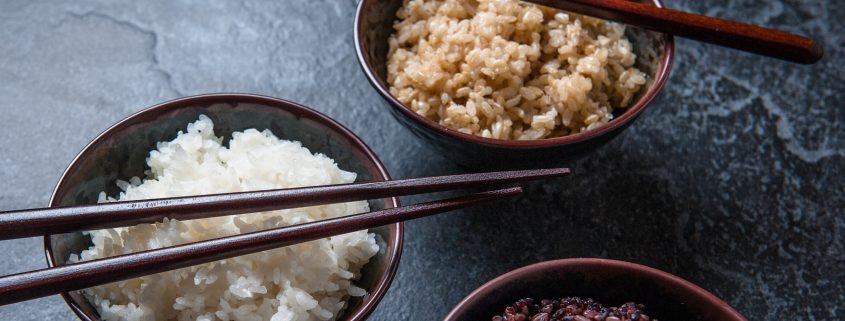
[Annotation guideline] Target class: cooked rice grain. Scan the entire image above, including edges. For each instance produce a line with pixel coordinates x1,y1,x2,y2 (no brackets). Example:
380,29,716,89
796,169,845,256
387,0,647,140
71,116,379,321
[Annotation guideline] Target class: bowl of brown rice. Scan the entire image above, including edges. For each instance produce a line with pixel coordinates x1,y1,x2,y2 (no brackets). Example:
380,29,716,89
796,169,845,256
355,0,674,169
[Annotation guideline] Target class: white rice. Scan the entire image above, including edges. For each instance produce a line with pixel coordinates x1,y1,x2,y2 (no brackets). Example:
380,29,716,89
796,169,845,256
69,115,380,321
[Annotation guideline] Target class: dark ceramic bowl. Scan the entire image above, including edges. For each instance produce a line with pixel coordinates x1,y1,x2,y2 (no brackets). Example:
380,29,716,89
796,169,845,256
443,258,747,321
43,94,403,321
354,0,674,169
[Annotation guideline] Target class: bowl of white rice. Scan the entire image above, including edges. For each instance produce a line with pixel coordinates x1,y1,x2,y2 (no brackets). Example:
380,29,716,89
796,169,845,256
355,0,674,169
44,94,403,321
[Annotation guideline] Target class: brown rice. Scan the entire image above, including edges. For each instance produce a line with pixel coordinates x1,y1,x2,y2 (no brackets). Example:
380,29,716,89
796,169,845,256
387,0,647,140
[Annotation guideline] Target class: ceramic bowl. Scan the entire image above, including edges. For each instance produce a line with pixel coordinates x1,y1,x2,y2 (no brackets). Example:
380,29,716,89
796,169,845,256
443,258,747,321
354,0,674,169
44,93,403,321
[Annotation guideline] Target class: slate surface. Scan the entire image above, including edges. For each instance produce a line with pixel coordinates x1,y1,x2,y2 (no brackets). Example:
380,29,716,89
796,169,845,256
0,1,842,320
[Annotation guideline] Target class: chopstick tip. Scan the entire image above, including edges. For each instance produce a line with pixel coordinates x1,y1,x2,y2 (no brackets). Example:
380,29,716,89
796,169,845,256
494,186,523,197
805,41,824,64
541,167,571,176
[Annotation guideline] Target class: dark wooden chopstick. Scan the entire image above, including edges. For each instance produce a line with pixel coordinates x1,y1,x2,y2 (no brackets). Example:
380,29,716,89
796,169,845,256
0,187,522,306
0,168,569,240
526,0,822,64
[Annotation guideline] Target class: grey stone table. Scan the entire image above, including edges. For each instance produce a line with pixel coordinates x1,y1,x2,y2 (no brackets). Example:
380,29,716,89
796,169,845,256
0,1,842,320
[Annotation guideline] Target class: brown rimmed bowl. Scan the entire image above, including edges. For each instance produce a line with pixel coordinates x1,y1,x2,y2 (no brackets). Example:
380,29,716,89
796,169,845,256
443,258,747,321
44,93,403,321
354,0,674,169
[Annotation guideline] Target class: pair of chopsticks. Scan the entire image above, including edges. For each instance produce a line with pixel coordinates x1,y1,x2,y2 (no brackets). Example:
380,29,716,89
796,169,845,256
528,0,822,64
0,167,569,306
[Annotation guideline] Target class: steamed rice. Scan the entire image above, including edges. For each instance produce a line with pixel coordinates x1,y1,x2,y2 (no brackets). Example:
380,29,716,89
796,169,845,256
387,0,647,139
70,116,379,321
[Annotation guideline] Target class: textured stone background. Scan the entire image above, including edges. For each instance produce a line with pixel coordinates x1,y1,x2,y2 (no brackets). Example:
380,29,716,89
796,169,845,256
0,1,842,320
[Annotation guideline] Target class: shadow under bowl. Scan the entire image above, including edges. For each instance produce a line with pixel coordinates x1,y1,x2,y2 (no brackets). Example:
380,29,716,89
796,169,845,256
355,0,674,169
43,93,403,321
443,258,747,321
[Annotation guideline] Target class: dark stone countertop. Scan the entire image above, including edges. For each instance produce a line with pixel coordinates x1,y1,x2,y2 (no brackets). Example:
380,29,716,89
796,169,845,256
0,1,842,320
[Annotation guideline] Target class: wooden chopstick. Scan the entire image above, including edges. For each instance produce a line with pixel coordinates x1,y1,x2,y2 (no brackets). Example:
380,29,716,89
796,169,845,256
0,187,522,306
0,168,569,240
526,0,822,64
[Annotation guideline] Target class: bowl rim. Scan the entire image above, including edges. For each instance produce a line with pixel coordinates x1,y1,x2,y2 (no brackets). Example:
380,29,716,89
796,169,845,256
42,93,404,321
441,258,748,321
354,0,675,149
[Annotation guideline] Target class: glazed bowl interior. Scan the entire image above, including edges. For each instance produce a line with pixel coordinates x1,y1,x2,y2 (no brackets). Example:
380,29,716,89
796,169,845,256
355,0,674,168
44,94,403,321
444,259,747,321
